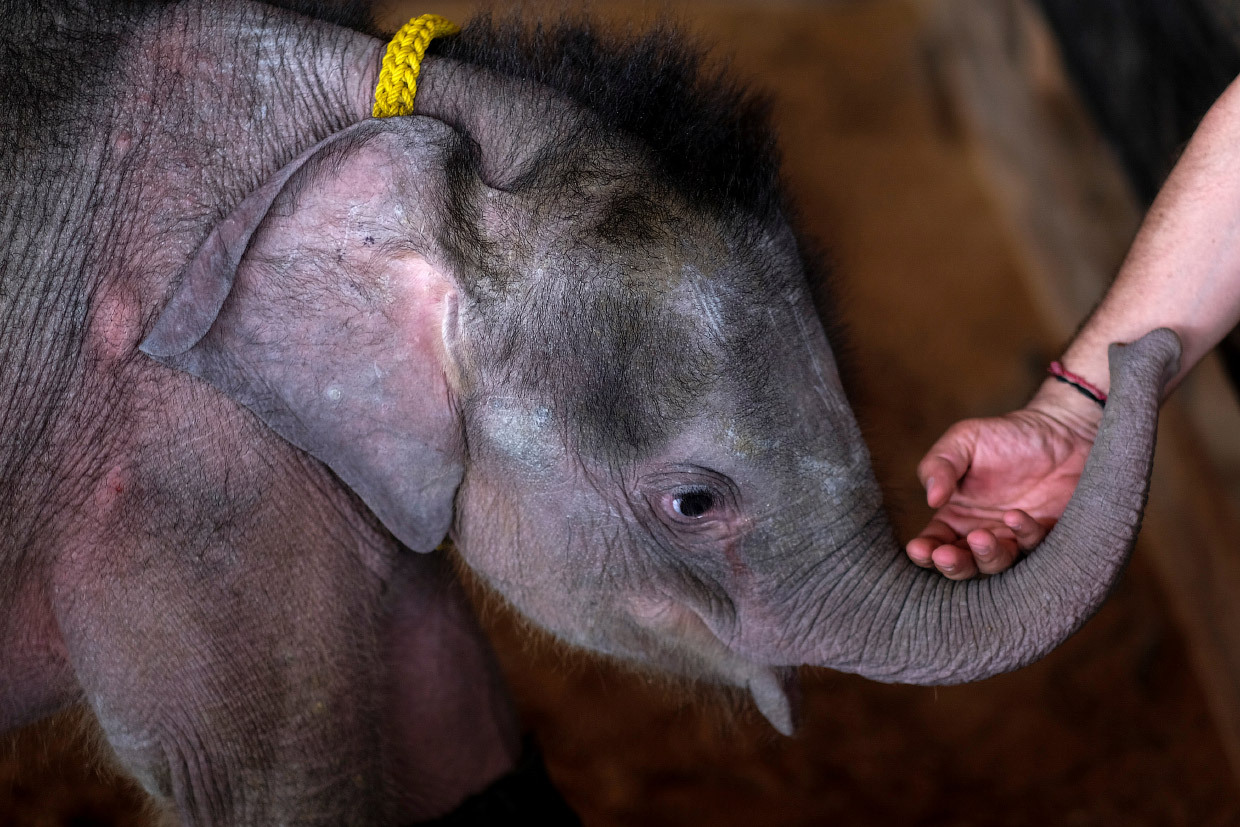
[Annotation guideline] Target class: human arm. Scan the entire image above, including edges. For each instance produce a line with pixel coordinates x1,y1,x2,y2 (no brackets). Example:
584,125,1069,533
907,71,1240,579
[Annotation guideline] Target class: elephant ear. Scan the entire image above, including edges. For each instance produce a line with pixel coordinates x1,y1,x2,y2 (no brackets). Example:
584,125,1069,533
140,118,473,552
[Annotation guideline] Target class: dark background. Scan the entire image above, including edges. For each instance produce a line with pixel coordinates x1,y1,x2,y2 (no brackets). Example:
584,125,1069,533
3,1,1238,824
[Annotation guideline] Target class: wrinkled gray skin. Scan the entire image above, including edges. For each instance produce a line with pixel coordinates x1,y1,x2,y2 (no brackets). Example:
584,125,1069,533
2,0,1180,823
2,3,518,824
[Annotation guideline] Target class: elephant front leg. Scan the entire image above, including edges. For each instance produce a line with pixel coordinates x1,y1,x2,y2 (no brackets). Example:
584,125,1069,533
51,475,519,824
379,550,523,818
0,576,80,733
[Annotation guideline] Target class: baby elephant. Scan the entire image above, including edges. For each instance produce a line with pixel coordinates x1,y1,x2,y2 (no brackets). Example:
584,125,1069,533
0,0,1179,823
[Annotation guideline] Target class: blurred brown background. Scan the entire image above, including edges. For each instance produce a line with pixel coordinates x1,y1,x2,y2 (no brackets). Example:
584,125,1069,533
5,0,1240,824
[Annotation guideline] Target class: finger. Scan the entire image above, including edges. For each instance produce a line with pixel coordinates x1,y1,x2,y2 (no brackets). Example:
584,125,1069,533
905,537,936,567
917,457,961,509
1002,509,1048,550
918,518,962,545
967,528,1020,575
907,519,962,567
931,543,978,580
917,428,976,509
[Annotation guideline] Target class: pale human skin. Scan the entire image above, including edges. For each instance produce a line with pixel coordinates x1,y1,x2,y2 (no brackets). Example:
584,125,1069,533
907,72,1240,579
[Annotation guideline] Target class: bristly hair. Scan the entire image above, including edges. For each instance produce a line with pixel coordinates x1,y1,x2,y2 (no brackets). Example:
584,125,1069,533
264,0,382,36
427,13,786,223
424,11,850,391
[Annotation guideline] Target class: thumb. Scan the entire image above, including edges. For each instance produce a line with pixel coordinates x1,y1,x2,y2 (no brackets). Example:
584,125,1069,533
917,425,976,508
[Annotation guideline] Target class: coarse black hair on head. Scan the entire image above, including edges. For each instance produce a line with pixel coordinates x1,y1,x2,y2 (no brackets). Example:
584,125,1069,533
422,8,851,415
424,9,850,393
264,0,383,36
427,11,785,224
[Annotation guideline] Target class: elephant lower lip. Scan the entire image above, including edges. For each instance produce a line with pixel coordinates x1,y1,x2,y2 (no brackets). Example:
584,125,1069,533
626,596,801,734
746,665,800,735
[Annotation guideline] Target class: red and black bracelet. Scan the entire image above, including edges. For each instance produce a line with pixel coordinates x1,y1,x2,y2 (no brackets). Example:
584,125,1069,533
1048,361,1107,408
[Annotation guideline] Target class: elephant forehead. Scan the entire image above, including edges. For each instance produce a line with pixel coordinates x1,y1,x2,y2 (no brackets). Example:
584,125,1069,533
472,397,562,473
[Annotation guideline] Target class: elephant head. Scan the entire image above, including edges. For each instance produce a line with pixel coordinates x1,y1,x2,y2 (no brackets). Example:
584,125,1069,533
141,36,1180,735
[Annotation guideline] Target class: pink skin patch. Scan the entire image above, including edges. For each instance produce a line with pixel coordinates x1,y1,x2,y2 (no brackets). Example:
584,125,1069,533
722,539,750,579
88,288,141,365
94,464,129,514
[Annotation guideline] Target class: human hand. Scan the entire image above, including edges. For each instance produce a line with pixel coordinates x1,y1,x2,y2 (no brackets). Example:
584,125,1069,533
905,381,1102,579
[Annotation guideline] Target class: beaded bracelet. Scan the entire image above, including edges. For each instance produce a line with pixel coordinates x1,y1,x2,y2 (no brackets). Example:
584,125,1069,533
1048,361,1107,408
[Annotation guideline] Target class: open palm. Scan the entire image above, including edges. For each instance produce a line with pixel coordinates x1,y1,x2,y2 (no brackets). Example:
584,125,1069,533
906,405,1097,579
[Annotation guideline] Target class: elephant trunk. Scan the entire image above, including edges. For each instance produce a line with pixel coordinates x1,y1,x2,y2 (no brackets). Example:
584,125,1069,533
803,328,1180,684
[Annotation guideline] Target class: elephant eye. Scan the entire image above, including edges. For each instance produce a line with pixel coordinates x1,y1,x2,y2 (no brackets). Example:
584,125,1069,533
640,469,736,533
672,489,714,518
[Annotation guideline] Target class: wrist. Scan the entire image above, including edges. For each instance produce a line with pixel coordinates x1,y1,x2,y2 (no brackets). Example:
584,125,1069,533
1048,361,1108,407
1027,377,1104,443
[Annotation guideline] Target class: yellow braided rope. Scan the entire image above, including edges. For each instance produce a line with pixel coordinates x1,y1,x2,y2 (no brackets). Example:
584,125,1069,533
373,14,461,118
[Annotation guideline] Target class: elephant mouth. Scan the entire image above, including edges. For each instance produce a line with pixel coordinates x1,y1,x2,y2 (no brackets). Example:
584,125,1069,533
626,596,801,734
